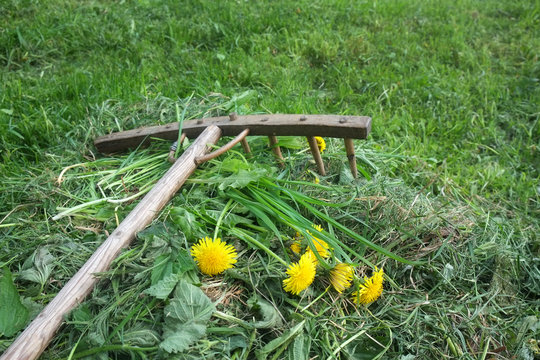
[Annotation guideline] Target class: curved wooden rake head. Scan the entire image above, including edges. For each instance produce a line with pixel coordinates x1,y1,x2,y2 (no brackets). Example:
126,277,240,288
94,113,372,177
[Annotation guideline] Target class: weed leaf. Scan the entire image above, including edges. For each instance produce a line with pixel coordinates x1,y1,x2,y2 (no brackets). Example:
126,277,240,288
249,297,283,329
255,320,305,359
160,280,215,353
144,273,181,299
0,268,29,337
150,254,174,286
19,248,55,286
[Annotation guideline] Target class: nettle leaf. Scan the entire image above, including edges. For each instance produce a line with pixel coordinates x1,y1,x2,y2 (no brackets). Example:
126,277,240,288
19,248,55,286
0,268,29,337
144,273,181,299
151,254,174,286
123,323,160,347
148,251,196,292
170,208,202,239
173,251,195,274
160,280,216,353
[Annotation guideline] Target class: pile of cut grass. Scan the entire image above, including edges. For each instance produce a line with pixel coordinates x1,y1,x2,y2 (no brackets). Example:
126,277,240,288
1,96,538,359
1,0,539,358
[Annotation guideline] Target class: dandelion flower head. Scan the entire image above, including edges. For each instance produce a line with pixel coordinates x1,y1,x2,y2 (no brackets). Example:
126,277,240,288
315,136,326,153
283,252,317,295
330,263,354,293
305,224,330,260
290,241,302,254
352,267,384,305
191,237,237,276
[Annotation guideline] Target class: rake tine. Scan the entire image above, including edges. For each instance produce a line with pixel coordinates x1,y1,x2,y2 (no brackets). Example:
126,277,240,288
307,136,326,176
268,135,285,166
344,138,357,178
167,132,186,163
228,112,251,154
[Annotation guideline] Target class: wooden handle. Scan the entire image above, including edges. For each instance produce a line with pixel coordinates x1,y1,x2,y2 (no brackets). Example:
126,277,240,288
1,125,222,360
94,114,371,153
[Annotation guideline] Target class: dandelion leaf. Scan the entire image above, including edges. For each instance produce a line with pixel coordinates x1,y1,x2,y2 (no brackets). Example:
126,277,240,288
160,280,215,353
0,268,29,337
249,297,283,329
218,168,267,190
255,320,305,360
287,333,309,360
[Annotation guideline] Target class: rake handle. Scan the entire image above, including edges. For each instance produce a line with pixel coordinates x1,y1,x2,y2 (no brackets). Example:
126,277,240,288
1,125,222,360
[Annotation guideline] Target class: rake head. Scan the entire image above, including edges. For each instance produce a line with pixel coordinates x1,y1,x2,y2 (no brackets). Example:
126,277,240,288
94,113,372,177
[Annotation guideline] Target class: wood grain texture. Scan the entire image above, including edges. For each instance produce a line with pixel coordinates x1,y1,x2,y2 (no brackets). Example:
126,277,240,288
344,138,358,179
1,125,222,360
94,114,372,153
307,136,326,176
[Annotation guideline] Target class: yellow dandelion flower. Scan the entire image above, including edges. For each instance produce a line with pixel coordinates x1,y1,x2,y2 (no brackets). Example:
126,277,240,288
330,263,354,293
305,224,330,260
352,267,384,305
191,237,237,276
283,253,316,295
290,241,302,254
315,136,326,153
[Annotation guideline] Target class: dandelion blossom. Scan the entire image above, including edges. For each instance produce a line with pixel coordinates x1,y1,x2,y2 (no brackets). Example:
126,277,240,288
283,253,316,295
330,263,354,293
305,224,330,260
315,137,326,153
352,267,384,305
290,241,302,255
191,237,237,276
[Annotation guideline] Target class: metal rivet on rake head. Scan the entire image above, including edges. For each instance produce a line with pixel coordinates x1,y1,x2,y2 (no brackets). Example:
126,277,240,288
197,119,204,124
229,112,238,121
339,117,347,123
299,116,307,121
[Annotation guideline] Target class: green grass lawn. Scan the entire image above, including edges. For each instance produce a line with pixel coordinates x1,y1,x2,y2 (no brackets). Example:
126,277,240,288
1,0,539,359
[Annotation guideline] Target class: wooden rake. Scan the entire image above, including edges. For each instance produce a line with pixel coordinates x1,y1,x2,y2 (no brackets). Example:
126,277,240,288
1,114,371,360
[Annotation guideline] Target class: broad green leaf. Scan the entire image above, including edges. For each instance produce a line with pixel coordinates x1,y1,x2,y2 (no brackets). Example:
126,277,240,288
170,208,201,239
19,248,55,286
217,168,267,190
147,252,196,298
173,251,196,274
159,280,216,353
123,324,160,346
218,158,251,172
144,273,180,299
161,323,206,354
150,254,173,286
0,268,29,337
